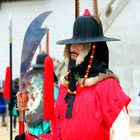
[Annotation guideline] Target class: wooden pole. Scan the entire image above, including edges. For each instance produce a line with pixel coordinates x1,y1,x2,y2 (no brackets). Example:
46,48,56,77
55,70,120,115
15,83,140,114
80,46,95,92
46,28,49,55
93,0,100,22
75,0,80,18
39,44,42,54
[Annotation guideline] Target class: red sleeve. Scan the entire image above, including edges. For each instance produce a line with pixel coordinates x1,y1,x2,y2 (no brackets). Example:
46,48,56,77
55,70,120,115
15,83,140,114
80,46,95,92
98,78,131,128
39,85,64,140
51,108,61,140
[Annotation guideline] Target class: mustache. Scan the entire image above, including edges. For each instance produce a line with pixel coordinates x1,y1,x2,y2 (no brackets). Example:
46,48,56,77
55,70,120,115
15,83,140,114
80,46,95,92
70,52,78,56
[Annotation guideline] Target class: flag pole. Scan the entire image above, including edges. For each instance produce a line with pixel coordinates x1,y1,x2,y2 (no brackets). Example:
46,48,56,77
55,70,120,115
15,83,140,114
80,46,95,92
9,14,13,140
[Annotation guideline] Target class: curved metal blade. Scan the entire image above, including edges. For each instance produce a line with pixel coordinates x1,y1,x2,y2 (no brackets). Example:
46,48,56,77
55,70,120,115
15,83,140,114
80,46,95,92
20,11,52,89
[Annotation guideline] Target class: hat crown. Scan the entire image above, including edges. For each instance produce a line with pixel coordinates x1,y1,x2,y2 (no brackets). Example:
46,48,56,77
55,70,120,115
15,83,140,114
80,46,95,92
73,13,103,41
36,53,47,65
31,53,47,68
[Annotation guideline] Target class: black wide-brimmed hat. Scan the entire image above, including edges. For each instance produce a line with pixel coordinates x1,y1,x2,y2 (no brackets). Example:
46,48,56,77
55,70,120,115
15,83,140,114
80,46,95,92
31,53,47,68
57,9,120,45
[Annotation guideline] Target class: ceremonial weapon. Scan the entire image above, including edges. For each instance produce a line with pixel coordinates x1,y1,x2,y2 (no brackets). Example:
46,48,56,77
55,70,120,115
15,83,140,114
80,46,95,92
18,11,52,136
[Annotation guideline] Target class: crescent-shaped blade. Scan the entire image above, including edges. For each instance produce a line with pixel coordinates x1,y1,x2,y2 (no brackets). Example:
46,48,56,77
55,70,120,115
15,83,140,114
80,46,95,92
20,11,52,89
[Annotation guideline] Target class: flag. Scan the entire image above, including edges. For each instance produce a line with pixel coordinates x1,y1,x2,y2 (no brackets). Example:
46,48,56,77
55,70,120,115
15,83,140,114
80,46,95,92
3,66,11,103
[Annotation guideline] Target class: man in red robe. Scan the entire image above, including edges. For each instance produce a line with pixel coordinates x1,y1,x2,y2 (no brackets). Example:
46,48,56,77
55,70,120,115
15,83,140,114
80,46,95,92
16,9,131,140
52,9,131,140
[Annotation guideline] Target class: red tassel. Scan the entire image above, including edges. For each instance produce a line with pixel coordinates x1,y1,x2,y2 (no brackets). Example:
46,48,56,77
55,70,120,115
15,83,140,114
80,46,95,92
3,66,11,103
43,56,54,121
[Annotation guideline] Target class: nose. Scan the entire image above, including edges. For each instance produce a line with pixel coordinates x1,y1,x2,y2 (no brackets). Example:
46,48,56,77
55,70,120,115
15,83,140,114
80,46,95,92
70,44,79,51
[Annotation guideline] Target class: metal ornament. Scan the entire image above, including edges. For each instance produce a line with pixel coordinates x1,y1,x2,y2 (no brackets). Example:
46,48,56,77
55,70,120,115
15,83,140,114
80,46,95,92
24,69,44,127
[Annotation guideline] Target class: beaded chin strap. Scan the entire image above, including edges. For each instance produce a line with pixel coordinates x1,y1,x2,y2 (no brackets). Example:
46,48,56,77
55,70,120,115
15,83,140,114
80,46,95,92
65,44,96,94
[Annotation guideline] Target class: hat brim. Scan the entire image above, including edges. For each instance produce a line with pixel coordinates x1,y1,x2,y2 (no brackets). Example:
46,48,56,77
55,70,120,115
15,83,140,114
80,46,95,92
31,64,44,68
56,36,120,45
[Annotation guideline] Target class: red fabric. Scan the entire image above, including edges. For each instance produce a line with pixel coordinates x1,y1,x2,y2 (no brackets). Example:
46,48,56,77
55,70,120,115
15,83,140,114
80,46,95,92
39,134,52,139
25,133,53,140
51,109,61,140
43,56,54,121
19,122,25,136
25,133,36,140
98,78,131,128
55,78,131,140
3,66,11,100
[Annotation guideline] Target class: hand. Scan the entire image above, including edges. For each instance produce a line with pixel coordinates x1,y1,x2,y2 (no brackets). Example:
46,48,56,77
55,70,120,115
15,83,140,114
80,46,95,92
16,90,28,110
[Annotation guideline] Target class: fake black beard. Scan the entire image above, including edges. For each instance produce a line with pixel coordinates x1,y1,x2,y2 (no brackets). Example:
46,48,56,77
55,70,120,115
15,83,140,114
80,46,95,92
68,59,76,69
65,58,77,118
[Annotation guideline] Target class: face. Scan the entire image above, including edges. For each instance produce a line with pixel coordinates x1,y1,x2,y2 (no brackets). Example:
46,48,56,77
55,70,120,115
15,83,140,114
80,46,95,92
70,44,83,60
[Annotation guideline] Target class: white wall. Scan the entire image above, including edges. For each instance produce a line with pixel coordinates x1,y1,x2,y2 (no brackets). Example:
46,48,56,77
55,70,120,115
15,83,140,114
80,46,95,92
106,0,140,114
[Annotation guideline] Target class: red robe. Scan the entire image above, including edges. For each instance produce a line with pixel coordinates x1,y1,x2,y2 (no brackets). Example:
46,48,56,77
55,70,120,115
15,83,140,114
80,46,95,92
55,78,131,140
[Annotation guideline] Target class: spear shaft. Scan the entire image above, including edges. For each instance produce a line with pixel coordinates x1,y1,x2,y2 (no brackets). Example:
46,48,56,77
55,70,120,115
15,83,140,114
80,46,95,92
46,28,49,55
9,14,13,140
75,0,80,18
93,0,100,22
